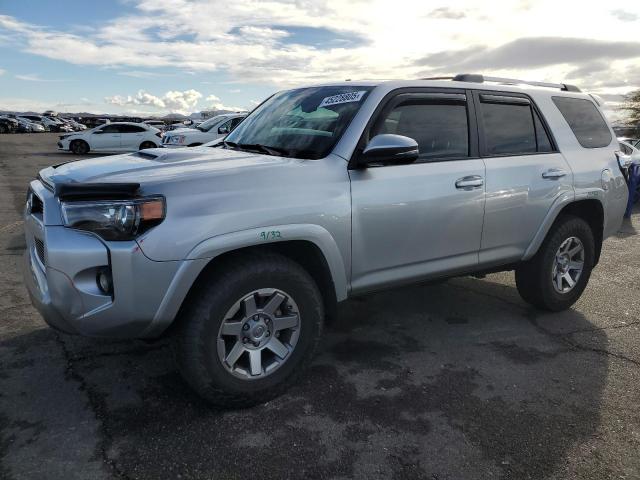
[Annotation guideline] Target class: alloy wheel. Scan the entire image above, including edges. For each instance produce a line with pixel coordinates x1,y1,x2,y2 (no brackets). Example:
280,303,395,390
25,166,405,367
216,288,301,380
551,236,584,294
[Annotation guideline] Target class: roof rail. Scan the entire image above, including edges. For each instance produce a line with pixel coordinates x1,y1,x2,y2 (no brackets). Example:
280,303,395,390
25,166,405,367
451,74,581,92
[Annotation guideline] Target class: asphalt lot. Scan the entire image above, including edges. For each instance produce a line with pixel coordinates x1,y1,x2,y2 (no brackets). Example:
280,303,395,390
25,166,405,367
1,133,639,480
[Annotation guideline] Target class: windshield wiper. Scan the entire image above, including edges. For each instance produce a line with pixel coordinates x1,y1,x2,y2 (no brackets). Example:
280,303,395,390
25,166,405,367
222,140,239,149
237,143,290,157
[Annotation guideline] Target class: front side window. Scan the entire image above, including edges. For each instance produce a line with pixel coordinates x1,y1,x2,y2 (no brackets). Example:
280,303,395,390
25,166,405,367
552,97,612,148
371,97,469,162
99,124,121,133
198,115,231,132
224,86,373,159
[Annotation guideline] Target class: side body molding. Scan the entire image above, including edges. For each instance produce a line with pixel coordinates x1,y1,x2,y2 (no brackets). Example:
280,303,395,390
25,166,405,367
143,224,349,337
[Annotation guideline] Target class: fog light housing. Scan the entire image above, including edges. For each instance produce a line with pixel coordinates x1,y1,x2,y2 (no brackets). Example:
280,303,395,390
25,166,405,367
96,268,113,295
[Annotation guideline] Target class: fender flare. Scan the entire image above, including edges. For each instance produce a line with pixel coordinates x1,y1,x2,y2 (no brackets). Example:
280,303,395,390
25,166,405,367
143,224,348,337
522,189,605,261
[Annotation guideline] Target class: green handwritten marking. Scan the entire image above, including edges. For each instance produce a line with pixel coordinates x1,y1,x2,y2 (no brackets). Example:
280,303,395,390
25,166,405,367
259,231,282,241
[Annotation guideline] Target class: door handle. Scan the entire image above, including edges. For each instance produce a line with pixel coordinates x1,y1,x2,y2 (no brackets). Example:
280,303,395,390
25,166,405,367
542,168,567,179
455,175,484,189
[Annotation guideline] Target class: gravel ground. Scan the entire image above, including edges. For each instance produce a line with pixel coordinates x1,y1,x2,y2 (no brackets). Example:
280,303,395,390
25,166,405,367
1,133,639,480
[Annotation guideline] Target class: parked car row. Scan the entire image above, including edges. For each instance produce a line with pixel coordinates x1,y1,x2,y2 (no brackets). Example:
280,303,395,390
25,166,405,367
0,113,88,133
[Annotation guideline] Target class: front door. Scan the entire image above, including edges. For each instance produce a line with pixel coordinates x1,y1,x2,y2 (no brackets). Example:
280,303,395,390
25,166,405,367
349,90,486,293
91,124,121,151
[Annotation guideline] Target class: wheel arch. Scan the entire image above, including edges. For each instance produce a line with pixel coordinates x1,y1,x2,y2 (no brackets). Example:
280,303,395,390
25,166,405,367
523,198,604,265
144,225,348,338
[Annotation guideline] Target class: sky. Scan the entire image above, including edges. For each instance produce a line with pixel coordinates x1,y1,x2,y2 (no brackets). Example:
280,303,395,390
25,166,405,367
0,0,639,122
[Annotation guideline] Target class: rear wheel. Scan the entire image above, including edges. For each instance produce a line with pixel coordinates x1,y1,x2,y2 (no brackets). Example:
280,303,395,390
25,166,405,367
139,141,156,150
70,140,89,154
516,215,595,311
174,252,324,408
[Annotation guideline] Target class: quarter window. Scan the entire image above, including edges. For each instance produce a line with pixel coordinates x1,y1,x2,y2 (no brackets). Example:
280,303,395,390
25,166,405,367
552,97,612,148
371,98,469,162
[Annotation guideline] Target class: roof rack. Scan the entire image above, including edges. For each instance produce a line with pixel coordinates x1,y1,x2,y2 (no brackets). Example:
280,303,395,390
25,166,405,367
421,74,581,93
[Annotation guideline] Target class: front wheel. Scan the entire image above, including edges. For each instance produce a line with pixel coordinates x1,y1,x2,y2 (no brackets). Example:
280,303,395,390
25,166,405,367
174,252,324,408
516,215,595,311
70,140,89,154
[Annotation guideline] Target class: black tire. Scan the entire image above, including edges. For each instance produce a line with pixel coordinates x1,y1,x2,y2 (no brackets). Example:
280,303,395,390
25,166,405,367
70,140,89,155
173,252,324,408
0,124,7,134
516,215,595,311
187,143,202,147
139,141,157,150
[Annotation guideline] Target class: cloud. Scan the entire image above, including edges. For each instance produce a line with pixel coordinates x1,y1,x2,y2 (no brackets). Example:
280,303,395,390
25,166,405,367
105,89,203,113
416,37,640,71
611,9,639,22
15,73,59,82
0,68,4,76
428,8,466,20
1,1,640,100
205,94,245,111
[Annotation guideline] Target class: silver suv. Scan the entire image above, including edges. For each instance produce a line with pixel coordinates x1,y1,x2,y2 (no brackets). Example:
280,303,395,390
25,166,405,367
24,75,629,407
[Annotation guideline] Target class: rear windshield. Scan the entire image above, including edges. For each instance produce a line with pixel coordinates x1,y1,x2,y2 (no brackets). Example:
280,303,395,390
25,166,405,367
552,97,612,148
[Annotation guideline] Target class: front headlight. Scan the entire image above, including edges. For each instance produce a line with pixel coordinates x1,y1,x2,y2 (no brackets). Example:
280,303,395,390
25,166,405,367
61,197,165,241
169,135,186,145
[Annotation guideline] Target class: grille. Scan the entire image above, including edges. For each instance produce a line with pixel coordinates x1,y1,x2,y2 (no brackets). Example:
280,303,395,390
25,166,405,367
34,237,46,265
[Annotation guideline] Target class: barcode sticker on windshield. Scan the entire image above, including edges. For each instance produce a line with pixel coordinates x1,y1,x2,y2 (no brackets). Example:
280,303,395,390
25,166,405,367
319,91,366,108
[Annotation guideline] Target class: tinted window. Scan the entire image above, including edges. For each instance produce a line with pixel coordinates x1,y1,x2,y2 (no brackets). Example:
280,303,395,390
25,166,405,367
552,97,612,148
372,100,469,162
119,124,146,133
99,124,121,133
533,109,554,152
481,101,536,155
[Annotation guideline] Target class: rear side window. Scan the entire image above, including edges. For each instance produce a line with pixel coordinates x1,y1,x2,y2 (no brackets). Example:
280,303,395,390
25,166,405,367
119,124,146,133
480,98,535,155
372,97,469,162
552,97,612,148
479,95,555,156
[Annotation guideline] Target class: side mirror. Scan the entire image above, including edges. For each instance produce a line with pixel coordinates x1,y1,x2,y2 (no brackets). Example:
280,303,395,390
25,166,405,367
359,134,419,167
218,125,230,134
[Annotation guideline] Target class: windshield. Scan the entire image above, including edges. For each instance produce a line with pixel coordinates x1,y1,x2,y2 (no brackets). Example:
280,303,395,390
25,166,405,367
224,86,373,159
197,115,228,132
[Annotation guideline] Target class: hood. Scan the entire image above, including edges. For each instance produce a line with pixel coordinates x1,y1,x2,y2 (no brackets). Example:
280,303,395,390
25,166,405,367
39,147,295,187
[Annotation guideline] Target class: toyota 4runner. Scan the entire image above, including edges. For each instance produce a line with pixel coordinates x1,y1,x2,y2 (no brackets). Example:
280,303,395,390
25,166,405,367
24,74,630,407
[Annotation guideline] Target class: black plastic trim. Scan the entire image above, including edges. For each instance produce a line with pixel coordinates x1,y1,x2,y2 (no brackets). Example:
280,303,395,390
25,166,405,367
55,182,141,201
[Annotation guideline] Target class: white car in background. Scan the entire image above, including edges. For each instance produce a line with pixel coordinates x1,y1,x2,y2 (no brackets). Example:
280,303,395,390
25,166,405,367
619,140,640,164
161,113,246,147
57,122,162,154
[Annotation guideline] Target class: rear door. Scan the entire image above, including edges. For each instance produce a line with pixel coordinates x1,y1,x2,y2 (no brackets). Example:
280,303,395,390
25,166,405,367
91,124,121,151
119,124,147,150
474,91,573,265
349,89,486,293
